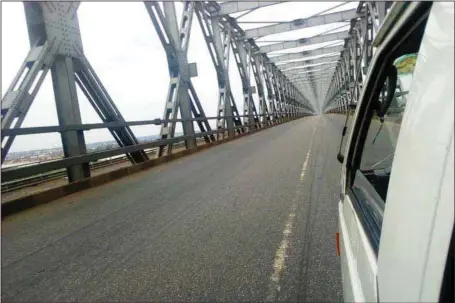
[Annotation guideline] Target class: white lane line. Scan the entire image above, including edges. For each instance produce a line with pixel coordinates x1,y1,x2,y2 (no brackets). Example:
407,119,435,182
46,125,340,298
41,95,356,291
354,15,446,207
266,126,317,301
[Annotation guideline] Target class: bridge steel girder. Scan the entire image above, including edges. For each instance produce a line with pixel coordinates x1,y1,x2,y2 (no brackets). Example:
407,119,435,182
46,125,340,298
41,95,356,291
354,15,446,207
283,61,339,75
1,2,150,182
145,2,216,157
243,8,358,39
204,1,314,117
276,53,340,71
250,54,270,126
289,71,337,82
270,66,284,118
231,39,260,128
209,1,286,17
269,44,345,63
194,3,243,139
287,66,337,77
258,30,350,54
323,1,392,113
262,61,278,121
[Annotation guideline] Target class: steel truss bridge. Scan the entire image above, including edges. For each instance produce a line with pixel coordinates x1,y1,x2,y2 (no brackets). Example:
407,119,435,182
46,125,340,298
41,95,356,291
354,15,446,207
1,1,395,302
1,1,391,183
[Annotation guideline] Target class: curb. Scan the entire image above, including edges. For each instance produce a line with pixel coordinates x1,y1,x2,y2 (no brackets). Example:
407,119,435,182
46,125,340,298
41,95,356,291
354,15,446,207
1,117,303,219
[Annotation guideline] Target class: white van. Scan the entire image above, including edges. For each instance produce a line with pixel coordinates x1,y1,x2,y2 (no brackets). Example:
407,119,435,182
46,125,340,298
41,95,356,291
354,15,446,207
337,2,454,302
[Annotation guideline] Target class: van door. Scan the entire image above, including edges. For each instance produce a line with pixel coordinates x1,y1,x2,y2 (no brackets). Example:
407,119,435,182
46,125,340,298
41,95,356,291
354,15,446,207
377,2,454,302
338,2,434,302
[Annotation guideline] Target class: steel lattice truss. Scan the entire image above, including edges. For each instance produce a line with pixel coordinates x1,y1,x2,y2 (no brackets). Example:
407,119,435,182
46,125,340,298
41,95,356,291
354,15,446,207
0,1,393,183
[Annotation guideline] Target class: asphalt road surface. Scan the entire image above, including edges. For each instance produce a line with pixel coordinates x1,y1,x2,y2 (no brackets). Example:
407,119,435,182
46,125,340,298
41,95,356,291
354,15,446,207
2,114,346,302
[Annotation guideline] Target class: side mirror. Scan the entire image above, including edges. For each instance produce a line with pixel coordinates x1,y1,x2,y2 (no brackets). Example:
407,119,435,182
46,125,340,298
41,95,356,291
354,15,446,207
336,126,348,163
376,65,398,118
337,153,344,163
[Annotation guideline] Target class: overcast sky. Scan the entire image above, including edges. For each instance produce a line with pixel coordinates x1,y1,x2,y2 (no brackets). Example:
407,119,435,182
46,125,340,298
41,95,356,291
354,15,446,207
2,1,357,153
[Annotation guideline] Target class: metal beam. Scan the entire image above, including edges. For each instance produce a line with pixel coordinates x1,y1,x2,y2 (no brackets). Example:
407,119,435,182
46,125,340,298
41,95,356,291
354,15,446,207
293,72,335,81
258,30,349,53
243,9,357,39
2,2,149,181
231,39,259,127
276,53,340,70
283,61,338,74
211,1,286,17
194,3,243,139
145,2,215,157
285,65,337,76
269,44,344,63
292,74,334,83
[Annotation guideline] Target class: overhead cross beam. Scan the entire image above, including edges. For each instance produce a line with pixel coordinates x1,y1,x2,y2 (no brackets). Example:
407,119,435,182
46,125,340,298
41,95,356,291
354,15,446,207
283,61,339,75
276,53,340,70
269,44,344,63
300,68,336,78
209,1,287,17
243,8,358,39
257,30,349,54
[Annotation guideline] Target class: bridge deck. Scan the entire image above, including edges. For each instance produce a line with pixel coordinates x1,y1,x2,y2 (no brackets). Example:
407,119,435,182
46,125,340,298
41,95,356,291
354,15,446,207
2,115,344,302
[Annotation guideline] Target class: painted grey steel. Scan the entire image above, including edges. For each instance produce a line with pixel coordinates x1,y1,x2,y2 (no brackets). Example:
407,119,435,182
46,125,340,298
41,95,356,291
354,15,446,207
210,1,286,17
276,53,340,70
1,128,234,182
263,61,278,120
1,113,309,183
269,44,344,63
231,39,259,127
145,2,216,156
1,2,148,182
289,73,336,83
323,2,392,113
2,114,294,137
287,66,337,77
251,55,269,125
3,0,343,184
258,30,349,54
195,3,243,138
243,9,358,39
51,56,90,181
284,61,338,75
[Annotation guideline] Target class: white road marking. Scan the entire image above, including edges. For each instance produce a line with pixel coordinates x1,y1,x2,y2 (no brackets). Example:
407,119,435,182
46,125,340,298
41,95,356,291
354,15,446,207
266,126,317,301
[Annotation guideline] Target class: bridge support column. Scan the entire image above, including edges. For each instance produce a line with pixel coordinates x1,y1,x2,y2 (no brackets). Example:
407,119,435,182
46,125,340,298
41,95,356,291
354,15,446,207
51,56,90,181
195,5,243,139
232,40,258,130
251,55,269,127
145,2,214,156
1,2,149,181
263,63,277,123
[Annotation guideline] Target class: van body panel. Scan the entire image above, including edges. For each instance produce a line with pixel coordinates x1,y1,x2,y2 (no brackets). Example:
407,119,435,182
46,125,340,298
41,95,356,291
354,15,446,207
339,195,378,302
339,2,454,302
376,2,454,302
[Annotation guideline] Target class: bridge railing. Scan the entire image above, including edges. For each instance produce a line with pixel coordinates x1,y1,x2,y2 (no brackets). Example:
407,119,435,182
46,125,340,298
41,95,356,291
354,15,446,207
1,1,315,184
1,112,309,183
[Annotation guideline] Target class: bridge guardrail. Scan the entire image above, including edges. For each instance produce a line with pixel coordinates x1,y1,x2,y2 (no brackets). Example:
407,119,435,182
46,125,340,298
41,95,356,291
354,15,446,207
2,113,310,184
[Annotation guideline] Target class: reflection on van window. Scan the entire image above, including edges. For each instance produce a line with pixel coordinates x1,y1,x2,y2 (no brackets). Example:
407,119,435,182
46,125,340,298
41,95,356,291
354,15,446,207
360,53,417,172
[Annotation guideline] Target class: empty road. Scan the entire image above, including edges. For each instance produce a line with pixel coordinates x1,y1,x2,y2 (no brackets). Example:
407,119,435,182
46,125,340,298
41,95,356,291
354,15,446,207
2,115,345,302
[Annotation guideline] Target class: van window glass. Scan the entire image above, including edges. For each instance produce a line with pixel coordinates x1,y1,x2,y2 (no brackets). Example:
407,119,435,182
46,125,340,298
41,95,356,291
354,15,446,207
360,53,416,172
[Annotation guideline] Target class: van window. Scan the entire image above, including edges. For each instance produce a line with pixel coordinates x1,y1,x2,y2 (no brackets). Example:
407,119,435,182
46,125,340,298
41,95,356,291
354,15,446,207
358,53,417,201
346,2,432,254
360,54,417,176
